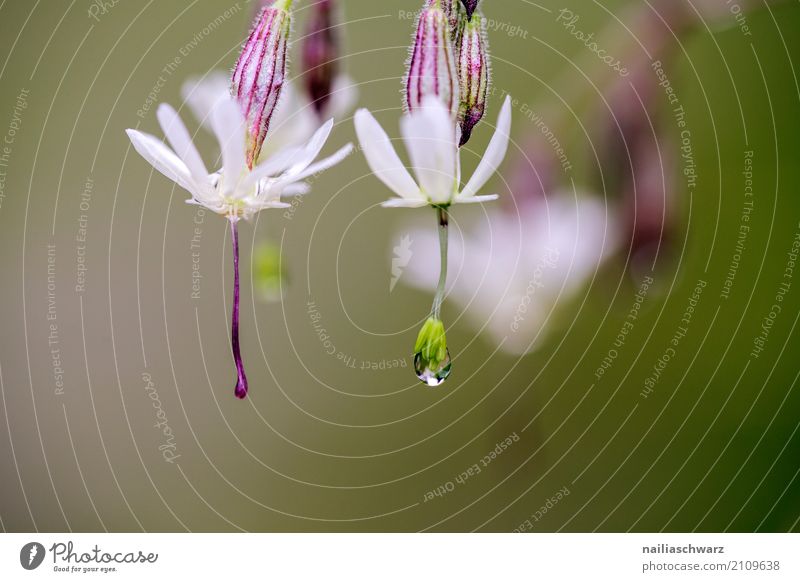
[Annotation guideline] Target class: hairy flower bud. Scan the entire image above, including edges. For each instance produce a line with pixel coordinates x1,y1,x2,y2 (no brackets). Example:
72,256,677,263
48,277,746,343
432,0,463,42
456,11,490,146
460,0,479,19
405,1,460,118
232,0,292,168
302,0,338,115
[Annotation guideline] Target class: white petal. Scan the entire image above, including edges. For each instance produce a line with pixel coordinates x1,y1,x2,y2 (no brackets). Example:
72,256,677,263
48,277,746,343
284,118,334,177
245,146,306,186
280,143,353,184
401,96,457,204
282,183,311,196
382,198,429,208
157,103,208,178
454,194,499,204
210,98,247,195
460,95,512,199
126,129,196,195
354,108,421,200
181,72,230,128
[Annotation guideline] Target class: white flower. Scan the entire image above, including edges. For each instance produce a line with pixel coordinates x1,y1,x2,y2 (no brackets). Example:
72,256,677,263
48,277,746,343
181,72,358,160
125,96,353,221
399,191,620,354
354,95,512,208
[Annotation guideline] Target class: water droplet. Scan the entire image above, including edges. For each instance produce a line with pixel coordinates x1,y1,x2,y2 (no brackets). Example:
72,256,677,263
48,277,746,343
414,350,452,387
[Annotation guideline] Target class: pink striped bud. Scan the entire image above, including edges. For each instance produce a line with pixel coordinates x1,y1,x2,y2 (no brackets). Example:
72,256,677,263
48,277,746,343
456,11,490,146
432,0,464,42
405,1,460,118
301,0,338,115
232,0,292,168
460,0,480,20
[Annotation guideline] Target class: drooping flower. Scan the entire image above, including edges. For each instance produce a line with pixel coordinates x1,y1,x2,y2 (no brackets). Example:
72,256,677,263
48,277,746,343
127,99,352,222
456,11,490,146
127,0,352,399
354,95,511,208
400,192,621,355
405,0,460,118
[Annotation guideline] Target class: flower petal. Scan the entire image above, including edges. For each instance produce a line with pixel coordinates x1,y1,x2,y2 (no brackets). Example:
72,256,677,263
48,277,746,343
181,72,230,128
454,193,498,204
157,103,208,178
210,98,247,195
460,95,512,199
381,198,430,208
280,143,353,184
126,128,196,195
400,96,457,204
284,118,334,176
245,146,306,186
354,108,422,200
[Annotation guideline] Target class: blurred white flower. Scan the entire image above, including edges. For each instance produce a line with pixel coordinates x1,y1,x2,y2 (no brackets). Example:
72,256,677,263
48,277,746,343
401,191,620,354
354,95,511,208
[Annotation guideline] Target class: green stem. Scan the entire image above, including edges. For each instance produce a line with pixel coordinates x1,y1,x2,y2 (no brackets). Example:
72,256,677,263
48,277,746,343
431,206,449,320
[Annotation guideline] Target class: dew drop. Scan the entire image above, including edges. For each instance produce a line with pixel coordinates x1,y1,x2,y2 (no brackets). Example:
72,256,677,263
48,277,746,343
414,350,452,387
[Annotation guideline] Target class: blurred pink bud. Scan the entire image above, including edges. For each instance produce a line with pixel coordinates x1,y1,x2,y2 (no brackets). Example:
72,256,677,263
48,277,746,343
405,1,460,118
232,0,292,168
456,11,490,146
302,0,339,115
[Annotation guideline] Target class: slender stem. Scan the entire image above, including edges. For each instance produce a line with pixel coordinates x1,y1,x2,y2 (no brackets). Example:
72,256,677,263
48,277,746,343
431,206,449,320
230,218,249,399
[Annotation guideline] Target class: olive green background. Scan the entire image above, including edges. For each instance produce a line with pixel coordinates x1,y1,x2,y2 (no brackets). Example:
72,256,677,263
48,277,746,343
0,0,798,532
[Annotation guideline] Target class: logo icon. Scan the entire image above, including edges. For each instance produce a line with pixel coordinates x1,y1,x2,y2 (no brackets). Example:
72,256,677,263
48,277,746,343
20,542,46,570
390,235,414,292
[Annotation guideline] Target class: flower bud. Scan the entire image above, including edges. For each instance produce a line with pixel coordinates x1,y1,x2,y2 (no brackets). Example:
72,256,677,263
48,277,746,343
414,317,452,386
460,0,480,19
232,0,292,168
302,0,339,115
456,11,490,146
405,1,460,118
432,0,464,42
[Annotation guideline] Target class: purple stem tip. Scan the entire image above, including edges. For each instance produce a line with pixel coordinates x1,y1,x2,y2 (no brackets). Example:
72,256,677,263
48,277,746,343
230,219,249,399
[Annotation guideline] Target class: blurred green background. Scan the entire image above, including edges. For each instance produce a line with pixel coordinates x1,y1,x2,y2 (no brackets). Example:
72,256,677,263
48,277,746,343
0,0,798,532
